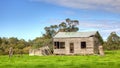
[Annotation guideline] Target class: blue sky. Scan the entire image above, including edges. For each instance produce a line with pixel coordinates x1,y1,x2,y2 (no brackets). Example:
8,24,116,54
0,0,120,41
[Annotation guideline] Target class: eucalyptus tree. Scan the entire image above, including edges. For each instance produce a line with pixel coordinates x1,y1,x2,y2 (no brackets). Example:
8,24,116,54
65,18,79,32
104,32,120,50
43,18,79,39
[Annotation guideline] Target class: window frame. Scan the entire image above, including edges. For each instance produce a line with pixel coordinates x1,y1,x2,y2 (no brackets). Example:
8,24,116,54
81,42,86,49
54,41,65,49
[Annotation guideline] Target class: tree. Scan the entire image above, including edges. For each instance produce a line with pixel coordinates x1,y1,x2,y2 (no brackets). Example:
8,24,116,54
43,26,57,38
0,37,31,55
0,37,2,45
43,18,79,39
97,31,104,45
103,32,120,50
107,32,120,44
8,37,18,44
65,18,79,32
59,22,67,32
0,37,4,55
32,37,52,49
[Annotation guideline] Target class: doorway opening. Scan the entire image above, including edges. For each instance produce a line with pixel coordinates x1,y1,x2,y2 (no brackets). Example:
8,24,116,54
70,43,74,53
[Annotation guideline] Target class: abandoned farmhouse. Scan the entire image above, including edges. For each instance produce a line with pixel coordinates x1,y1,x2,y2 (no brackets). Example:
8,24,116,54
53,31,102,55
29,31,103,56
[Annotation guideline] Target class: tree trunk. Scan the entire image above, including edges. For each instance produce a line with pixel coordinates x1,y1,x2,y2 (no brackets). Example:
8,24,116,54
9,47,13,58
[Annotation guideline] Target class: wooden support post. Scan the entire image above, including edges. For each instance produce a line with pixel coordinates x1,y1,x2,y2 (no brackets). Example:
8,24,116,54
99,46,104,56
9,47,13,58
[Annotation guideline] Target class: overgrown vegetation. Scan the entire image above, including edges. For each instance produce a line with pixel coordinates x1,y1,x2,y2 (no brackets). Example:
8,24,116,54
0,50,120,68
43,18,79,38
103,32,120,50
0,37,31,55
0,18,79,55
0,18,120,55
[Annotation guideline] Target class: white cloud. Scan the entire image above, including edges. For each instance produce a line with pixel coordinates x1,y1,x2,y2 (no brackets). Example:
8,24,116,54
33,0,120,13
63,10,75,15
102,29,120,32
41,18,120,40
79,20,120,29
78,20,120,40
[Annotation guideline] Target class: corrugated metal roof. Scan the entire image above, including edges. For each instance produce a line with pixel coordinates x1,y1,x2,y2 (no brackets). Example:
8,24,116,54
53,31,97,38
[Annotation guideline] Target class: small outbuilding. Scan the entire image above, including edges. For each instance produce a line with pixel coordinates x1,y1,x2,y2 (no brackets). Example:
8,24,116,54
29,46,52,56
53,31,102,55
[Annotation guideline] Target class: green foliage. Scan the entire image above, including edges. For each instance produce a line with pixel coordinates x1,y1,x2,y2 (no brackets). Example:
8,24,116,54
39,18,79,50
103,32,120,50
0,50,120,68
32,37,52,49
0,37,2,45
0,37,31,55
0,37,52,55
1,18,120,55
96,31,104,45
43,18,79,38
107,32,120,43
43,25,58,38
65,18,79,32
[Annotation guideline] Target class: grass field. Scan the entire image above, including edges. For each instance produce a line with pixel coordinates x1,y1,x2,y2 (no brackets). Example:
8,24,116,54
0,50,120,68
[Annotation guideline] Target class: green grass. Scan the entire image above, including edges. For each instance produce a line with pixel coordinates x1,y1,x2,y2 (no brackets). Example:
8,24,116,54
0,50,120,68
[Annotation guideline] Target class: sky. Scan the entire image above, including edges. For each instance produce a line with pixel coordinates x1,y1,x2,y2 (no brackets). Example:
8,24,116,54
0,0,120,41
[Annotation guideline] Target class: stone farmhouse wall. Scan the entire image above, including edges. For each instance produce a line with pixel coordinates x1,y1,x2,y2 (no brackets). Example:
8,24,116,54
53,37,100,55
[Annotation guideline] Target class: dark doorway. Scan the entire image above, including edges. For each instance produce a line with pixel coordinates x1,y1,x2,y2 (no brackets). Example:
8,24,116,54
70,43,74,53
